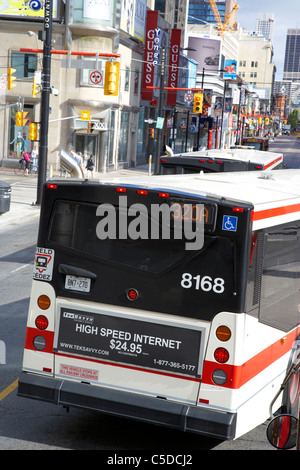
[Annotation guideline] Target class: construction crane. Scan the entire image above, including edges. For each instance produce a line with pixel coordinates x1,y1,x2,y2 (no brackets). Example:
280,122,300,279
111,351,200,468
208,0,239,37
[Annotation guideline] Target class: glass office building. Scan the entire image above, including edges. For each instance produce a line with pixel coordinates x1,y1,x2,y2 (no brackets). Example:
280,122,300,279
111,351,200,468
283,29,300,82
188,0,226,25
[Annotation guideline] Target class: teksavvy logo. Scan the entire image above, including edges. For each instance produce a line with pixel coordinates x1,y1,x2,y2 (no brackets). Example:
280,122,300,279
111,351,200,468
33,248,54,281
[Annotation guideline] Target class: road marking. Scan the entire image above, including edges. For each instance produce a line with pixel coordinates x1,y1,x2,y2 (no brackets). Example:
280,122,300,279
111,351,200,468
10,262,33,274
0,378,19,402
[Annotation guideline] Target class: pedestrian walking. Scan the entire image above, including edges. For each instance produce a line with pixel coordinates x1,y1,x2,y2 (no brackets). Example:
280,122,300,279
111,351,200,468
86,154,95,178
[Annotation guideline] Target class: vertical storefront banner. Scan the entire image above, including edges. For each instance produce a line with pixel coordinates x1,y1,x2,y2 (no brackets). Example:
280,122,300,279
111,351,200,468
141,10,159,101
166,29,181,106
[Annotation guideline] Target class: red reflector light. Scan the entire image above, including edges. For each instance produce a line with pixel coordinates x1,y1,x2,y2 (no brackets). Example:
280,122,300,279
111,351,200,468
214,347,229,363
35,315,48,331
127,289,139,301
232,207,244,213
199,159,206,162
161,158,167,162
137,189,148,196
116,187,126,193
256,165,262,169
47,184,57,189
217,160,223,164
159,192,169,198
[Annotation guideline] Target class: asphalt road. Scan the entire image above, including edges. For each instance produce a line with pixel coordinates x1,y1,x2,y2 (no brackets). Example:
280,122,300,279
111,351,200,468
1,140,298,452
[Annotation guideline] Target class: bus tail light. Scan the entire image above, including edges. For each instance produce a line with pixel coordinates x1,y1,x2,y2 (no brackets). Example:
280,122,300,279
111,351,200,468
216,325,231,342
37,295,51,310
35,315,48,330
214,347,229,363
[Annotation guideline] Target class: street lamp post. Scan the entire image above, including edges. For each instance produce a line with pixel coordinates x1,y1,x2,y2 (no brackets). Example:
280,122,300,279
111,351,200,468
36,0,53,205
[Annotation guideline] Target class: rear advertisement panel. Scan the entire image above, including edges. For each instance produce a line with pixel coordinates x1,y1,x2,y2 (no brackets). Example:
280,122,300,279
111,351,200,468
55,308,204,378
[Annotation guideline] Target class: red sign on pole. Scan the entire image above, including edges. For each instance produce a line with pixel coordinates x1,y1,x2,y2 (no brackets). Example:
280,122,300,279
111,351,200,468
167,29,181,106
141,10,159,101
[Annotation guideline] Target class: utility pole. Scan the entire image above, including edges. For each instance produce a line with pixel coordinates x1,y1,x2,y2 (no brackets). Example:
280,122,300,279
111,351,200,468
36,0,52,205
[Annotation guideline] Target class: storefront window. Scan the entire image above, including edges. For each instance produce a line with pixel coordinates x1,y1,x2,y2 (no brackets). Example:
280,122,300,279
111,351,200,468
9,105,34,158
118,112,129,162
108,111,115,165
137,108,145,153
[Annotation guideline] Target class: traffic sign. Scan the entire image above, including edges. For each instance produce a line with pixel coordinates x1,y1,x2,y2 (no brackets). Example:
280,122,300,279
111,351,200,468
0,76,6,89
81,111,90,121
88,70,103,86
184,92,193,103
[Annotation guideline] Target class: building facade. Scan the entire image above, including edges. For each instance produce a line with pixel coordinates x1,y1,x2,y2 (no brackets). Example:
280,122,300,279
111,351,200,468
0,0,146,172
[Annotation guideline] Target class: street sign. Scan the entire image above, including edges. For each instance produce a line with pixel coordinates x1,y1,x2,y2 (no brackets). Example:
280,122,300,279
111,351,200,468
0,76,6,89
88,70,103,86
184,92,193,103
81,110,90,121
156,117,164,129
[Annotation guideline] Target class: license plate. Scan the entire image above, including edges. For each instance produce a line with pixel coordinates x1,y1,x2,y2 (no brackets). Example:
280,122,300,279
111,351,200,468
65,275,91,292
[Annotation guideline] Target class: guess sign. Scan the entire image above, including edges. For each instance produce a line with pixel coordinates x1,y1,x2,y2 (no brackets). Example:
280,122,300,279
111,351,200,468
142,10,160,101
167,29,181,106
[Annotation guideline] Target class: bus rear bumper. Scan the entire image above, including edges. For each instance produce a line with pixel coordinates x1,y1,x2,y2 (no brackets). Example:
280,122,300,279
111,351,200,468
18,371,237,440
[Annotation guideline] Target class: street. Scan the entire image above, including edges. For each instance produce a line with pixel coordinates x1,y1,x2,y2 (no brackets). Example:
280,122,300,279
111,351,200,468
1,136,299,452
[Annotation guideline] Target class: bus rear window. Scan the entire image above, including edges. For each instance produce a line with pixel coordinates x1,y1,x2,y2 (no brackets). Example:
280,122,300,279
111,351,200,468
48,200,213,274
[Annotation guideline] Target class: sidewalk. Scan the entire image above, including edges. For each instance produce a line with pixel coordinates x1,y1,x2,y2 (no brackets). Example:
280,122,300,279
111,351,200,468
0,164,152,227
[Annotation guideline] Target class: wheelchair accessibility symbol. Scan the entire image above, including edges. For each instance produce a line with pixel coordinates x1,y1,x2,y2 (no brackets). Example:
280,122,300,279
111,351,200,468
222,215,238,232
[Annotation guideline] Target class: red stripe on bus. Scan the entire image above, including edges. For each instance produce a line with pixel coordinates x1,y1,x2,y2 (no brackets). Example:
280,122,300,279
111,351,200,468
252,203,300,221
24,327,54,354
202,328,300,389
264,157,282,170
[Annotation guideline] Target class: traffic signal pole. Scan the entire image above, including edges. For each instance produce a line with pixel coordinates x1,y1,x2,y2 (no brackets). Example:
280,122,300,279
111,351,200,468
36,0,52,205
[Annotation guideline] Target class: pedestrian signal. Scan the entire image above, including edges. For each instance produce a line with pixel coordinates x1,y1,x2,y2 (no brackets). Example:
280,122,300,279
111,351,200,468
29,122,38,141
104,61,120,96
7,67,16,90
193,93,203,114
16,111,23,127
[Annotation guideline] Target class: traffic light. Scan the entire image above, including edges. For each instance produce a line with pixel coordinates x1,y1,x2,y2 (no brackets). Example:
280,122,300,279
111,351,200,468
87,122,95,133
7,67,16,90
193,93,203,114
15,111,23,127
149,128,154,138
104,61,120,96
32,74,39,98
28,122,38,141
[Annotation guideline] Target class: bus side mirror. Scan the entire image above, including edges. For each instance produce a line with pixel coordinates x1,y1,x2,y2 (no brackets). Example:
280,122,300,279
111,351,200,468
266,414,298,449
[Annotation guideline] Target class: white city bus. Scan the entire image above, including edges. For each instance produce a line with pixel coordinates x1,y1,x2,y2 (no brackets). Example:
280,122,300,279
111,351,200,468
160,148,284,175
18,169,300,440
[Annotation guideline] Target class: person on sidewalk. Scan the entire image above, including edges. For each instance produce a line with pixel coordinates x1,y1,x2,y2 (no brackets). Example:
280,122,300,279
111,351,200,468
31,145,38,171
22,151,31,176
86,154,95,178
